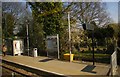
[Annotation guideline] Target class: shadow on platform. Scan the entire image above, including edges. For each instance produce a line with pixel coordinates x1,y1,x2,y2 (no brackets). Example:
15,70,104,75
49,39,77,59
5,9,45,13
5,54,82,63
39,58,54,62
81,65,96,74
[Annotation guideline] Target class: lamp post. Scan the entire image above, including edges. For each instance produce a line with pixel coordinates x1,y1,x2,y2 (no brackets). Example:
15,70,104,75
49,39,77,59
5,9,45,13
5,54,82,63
26,20,29,56
68,12,72,62
5,13,7,39
92,29,95,65
26,3,29,56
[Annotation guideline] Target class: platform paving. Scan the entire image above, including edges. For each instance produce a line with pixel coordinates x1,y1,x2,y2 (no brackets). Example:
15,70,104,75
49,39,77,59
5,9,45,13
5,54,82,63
1,55,110,76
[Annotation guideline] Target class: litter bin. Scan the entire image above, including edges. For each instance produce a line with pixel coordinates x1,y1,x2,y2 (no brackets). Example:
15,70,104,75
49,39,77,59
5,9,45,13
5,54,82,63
64,53,74,61
33,48,37,57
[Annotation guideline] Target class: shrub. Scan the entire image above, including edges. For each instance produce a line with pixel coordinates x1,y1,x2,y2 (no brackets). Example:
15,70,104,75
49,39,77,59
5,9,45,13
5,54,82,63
106,43,114,54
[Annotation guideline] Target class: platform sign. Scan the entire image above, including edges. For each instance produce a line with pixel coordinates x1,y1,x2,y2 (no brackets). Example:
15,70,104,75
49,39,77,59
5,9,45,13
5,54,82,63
46,34,59,59
13,40,24,56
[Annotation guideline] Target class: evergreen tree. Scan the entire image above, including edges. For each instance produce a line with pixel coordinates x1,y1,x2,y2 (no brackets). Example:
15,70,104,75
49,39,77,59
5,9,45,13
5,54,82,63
29,2,64,51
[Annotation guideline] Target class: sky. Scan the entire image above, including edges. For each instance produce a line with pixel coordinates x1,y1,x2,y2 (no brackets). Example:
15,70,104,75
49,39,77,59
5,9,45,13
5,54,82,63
106,2,118,23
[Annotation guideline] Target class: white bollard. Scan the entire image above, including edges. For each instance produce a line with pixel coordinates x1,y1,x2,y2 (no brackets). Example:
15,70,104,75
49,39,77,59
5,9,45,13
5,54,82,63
33,48,37,57
12,72,15,77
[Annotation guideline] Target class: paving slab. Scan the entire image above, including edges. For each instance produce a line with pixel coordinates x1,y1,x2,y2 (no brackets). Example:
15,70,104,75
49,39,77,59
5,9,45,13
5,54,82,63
1,55,110,76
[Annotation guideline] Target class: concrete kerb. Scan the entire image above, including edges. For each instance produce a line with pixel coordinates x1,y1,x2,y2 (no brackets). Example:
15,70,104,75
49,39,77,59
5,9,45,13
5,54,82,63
2,59,68,77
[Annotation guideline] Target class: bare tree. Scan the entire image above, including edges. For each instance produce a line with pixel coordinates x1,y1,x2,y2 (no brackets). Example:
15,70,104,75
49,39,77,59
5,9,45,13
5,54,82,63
64,2,112,27
2,2,32,36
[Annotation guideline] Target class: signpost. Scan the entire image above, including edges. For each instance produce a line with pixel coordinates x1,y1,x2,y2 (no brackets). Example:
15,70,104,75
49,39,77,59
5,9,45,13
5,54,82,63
82,23,95,65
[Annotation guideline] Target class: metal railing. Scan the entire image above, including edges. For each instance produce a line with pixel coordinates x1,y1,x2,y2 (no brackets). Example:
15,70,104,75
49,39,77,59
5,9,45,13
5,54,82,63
110,47,120,76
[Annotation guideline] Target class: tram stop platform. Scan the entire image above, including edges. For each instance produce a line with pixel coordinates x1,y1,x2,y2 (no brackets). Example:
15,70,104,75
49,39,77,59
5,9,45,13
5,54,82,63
1,55,110,77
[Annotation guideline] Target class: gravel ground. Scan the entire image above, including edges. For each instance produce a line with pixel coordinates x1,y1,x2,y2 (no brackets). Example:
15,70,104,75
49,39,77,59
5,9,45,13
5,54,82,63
1,63,39,77
2,67,25,77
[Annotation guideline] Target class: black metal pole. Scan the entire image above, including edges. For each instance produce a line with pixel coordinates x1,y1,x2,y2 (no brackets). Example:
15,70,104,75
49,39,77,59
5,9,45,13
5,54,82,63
26,20,29,56
26,3,29,56
92,30,95,65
